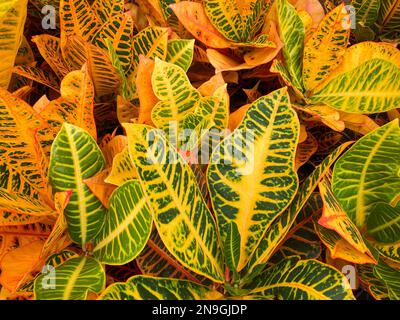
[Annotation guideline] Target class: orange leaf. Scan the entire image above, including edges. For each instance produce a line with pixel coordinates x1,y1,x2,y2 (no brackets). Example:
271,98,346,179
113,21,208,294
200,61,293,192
228,104,250,131
136,55,157,126
0,239,45,292
84,168,117,208
170,2,232,49
295,131,318,170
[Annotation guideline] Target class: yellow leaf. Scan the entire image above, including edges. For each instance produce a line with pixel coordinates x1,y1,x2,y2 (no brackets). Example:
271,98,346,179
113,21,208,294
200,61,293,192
303,4,350,92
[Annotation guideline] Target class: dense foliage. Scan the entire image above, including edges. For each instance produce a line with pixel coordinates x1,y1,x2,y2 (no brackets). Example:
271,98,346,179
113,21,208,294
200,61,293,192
0,0,399,300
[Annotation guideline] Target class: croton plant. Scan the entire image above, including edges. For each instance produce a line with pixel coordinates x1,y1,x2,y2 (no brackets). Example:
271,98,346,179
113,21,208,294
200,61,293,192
0,0,399,301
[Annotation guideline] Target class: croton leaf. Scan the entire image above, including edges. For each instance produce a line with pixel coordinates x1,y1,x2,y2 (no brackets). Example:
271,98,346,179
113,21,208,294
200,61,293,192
0,0,27,89
207,87,300,271
367,202,400,244
38,65,97,139
353,0,381,27
60,0,102,48
99,275,223,300
151,58,201,138
0,88,54,197
124,123,225,283
170,1,232,49
166,39,195,72
302,4,350,92
91,0,124,24
49,123,106,247
276,0,305,93
318,174,373,257
93,180,152,265
314,223,377,264
243,256,355,300
34,256,105,300
203,0,269,43
31,35,71,79
91,12,134,72
378,0,400,35
131,26,169,72
270,193,322,263
105,147,138,186
246,141,353,273
136,228,211,284
332,120,400,228
373,259,400,300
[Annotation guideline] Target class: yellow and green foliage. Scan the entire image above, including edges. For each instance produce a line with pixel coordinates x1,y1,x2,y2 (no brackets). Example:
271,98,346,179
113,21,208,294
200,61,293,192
0,0,399,301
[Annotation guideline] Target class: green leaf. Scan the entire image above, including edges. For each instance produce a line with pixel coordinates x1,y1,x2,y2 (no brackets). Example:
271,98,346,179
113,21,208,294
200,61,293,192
124,123,225,283
353,0,381,26
378,0,400,34
367,202,400,244
34,256,105,300
207,87,300,271
270,193,322,263
309,59,400,114
276,0,305,93
243,256,355,300
332,120,400,228
93,180,152,265
166,39,195,72
224,222,241,272
49,123,106,247
136,229,211,285
99,275,223,300
374,259,400,300
246,141,353,273
204,0,270,43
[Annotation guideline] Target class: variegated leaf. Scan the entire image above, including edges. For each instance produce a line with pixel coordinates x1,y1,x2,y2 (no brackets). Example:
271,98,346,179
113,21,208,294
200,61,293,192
166,39,195,72
203,0,270,43
0,0,27,89
38,66,97,139
207,87,299,271
243,256,355,299
99,275,223,300
105,147,138,186
93,181,152,265
151,58,201,140
276,0,305,93
302,4,350,92
367,202,400,244
309,59,400,114
34,256,105,300
332,120,400,228
137,228,210,284
246,141,353,273
49,123,106,247
124,123,224,283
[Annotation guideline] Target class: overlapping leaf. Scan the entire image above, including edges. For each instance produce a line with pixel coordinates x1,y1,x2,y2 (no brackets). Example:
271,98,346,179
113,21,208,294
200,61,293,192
207,88,299,271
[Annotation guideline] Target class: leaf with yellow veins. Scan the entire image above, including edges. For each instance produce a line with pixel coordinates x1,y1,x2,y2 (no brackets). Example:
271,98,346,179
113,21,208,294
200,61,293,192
303,4,350,92
124,123,225,283
207,88,300,271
